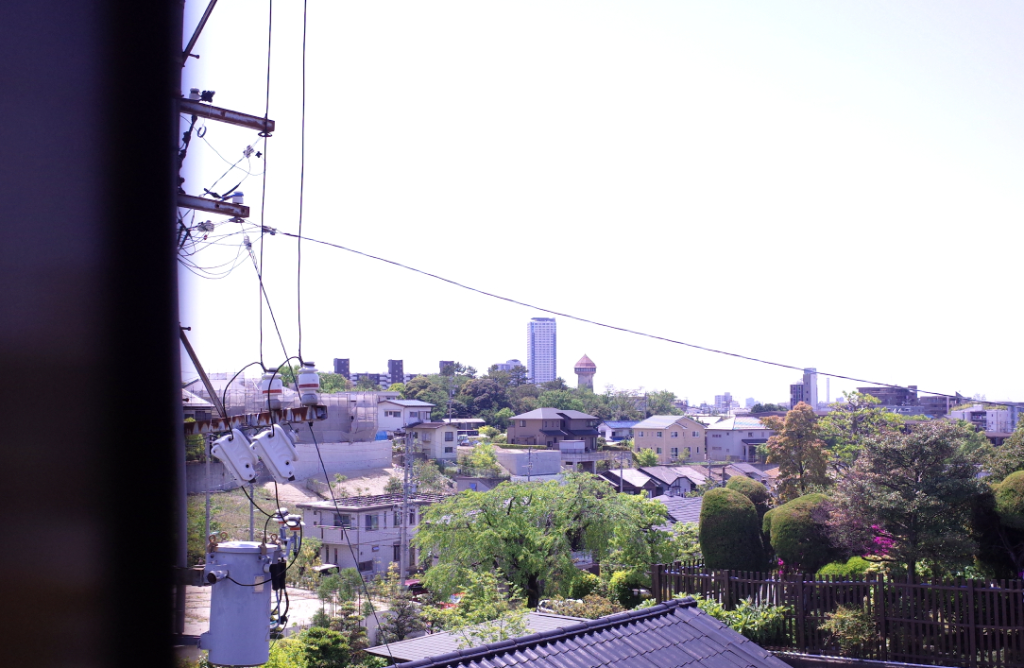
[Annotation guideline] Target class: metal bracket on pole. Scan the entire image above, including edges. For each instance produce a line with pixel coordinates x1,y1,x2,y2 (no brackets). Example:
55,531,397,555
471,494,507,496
180,327,227,419
177,193,249,218
179,98,275,134
182,0,220,65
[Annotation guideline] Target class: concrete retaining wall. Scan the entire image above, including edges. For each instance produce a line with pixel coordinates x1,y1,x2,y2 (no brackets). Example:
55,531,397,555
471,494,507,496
293,440,392,480
186,461,241,494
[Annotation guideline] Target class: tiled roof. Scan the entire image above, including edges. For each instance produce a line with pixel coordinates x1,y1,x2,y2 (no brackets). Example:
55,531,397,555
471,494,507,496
574,354,597,369
655,496,703,526
601,468,654,489
366,612,586,662
382,399,436,407
634,415,691,429
641,466,708,486
386,598,790,668
706,416,773,431
600,421,639,429
413,422,451,429
513,408,598,421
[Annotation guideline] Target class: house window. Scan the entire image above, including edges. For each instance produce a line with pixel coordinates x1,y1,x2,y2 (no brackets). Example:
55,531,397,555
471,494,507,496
692,431,697,438
333,513,351,528
365,514,380,531
639,431,644,437
393,544,401,562
358,560,373,572
444,446,454,453
671,448,679,458
520,421,526,427
394,511,401,526
385,410,400,418
657,431,662,438
656,448,662,454
409,510,416,525
445,431,454,441
671,431,678,438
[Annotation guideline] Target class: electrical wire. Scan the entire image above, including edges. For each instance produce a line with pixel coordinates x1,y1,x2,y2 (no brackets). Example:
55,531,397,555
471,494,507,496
276,230,1017,409
308,422,396,666
248,252,291,363
296,0,308,363
258,0,274,370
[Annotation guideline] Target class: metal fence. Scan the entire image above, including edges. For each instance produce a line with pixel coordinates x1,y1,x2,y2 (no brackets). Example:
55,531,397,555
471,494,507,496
651,561,1024,668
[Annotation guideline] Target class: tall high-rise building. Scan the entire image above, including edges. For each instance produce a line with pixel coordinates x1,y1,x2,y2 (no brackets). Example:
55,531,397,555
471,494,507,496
387,359,404,385
333,358,350,379
574,354,596,391
527,317,557,384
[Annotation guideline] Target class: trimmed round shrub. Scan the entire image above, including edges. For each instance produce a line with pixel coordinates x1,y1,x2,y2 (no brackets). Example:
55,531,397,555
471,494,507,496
568,571,601,599
726,475,771,519
699,488,765,571
817,556,871,580
608,570,648,608
765,493,840,574
995,471,1024,530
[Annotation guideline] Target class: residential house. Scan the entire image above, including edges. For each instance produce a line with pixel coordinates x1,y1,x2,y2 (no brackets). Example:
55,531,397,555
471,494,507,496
723,462,776,486
599,468,658,496
597,420,637,442
639,465,708,497
633,416,706,465
703,415,775,462
373,598,791,668
378,399,435,432
506,408,612,473
407,422,460,462
298,493,446,579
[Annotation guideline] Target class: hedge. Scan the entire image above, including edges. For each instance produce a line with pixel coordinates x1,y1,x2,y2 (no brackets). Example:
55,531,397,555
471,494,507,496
699,488,765,571
763,493,840,573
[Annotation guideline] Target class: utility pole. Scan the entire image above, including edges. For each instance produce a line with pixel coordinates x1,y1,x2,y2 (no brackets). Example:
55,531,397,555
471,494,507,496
619,450,625,493
399,431,413,581
527,447,533,482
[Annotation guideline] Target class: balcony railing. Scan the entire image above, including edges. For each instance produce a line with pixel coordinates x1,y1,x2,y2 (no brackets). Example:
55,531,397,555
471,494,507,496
313,525,403,543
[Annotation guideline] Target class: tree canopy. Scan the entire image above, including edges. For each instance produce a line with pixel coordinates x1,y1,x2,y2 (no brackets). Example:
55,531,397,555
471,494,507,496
762,402,830,502
818,392,903,472
412,473,668,606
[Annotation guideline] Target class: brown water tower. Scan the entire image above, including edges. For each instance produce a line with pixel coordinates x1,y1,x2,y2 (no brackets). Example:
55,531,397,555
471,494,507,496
575,354,596,391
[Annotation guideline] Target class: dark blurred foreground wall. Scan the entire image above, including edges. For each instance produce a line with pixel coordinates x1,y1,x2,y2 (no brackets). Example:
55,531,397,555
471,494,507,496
1,2,181,667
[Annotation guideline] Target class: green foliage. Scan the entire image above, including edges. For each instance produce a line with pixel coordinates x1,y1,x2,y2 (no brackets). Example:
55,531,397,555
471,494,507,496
666,521,703,562
679,593,792,646
819,392,903,473
750,403,786,413
699,488,765,571
608,569,649,608
538,389,585,411
568,571,602,599
460,441,504,478
543,594,625,619
298,627,351,668
725,475,771,520
820,604,877,658
287,536,322,589
384,476,403,494
412,460,454,494
995,471,1024,530
414,473,665,606
376,563,425,643
829,420,989,576
320,373,351,393
634,448,659,466
184,419,207,461
422,570,529,648
817,556,872,580
988,416,1024,482
762,403,831,502
764,494,840,574
645,390,683,416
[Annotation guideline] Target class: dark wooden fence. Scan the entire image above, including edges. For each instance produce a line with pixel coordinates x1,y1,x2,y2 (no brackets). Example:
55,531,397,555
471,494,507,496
651,561,1024,668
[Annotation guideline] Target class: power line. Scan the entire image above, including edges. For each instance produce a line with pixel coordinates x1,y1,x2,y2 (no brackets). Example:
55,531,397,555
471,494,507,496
276,230,1015,408
296,0,308,362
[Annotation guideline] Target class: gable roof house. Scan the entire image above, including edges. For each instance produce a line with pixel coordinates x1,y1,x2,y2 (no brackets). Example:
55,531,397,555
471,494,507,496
653,495,704,530
639,466,708,497
507,408,614,474
381,598,791,668
378,399,436,433
703,416,774,462
599,467,659,496
597,420,638,442
633,416,706,465
407,422,460,462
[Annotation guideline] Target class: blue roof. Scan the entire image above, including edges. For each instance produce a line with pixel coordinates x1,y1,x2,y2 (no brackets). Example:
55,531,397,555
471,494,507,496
601,421,638,429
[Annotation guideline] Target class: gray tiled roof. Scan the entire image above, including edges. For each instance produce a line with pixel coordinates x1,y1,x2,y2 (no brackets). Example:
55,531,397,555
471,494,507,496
513,408,598,420
385,598,789,668
366,612,586,662
634,415,691,429
655,496,703,526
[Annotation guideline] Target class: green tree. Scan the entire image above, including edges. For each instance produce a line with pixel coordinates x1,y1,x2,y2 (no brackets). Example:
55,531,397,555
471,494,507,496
414,474,665,606
537,389,585,412
384,476,403,495
750,403,786,413
762,493,841,574
974,471,1024,577
762,402,830,502
634,448,659,467
461,441,502,477
355,376,381,391
413,460,454,494
376,564,424,643
540,377,569,391
987,416,1024,482
387,382,405,394
319,372,351,393
423,570,528,648
666,521,703,562
819,392,903,473
645,390,682,416
828,420,988,576
699,488,765,571
725,475,771,522
298,627,350,668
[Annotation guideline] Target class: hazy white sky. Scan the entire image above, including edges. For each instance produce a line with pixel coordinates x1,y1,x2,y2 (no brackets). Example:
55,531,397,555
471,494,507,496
179,1,1024,406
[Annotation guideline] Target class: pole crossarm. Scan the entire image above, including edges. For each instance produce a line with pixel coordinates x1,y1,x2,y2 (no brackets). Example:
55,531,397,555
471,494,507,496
177,193,250,218
179,98,275,134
